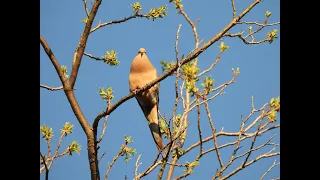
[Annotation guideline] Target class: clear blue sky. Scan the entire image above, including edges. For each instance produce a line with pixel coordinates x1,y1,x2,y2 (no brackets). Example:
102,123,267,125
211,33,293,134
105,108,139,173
40,0,280,179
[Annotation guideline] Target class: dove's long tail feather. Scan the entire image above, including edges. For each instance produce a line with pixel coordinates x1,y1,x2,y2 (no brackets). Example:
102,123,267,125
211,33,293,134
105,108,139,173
137,99,163,153
146,105,163,153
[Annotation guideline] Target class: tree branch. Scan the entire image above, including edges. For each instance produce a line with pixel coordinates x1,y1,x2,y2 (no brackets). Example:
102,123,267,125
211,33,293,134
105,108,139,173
69,0,102,87
40,84,63,91
231,0,236,18
40,35,67,86
40,152,49,180
90,14,148,33
83,0,90,17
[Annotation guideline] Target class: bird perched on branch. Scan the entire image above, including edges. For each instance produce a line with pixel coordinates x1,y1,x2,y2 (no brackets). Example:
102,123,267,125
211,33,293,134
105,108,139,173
129,48,163,153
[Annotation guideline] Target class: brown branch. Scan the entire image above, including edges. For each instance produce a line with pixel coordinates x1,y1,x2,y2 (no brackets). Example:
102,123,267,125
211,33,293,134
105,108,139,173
184,124,279,156
93,0,263,134
97,99,111,143
40,152,49,180
260,160,280,180
234,134,276,160
40,84,63,91
205,101,223,168
231,0,236,18
244,17,270,38
69,0,102,87
90,14,148,33
237,21,280,27
242,119,263,167
221,152,280,180
84,52,111,62
98,152,107,162
224,33,269,44
135,161,162,179
197,98,203,157
177,6,199,64
105,145,126,180
83,0,90,17
172,24,182,121
40,35,67,86
196,50,223,77
134,154,142,179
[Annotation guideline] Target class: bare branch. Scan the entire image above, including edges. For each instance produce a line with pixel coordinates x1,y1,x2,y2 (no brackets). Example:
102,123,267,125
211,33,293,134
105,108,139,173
134,155,142,180
40,152,49,180
40,35,67,86
84,52,110,62
83,0,90,17
231,0,236,18
260,160,280,180
105,145,126,180
204,102,223,168
40,84,63,91
135,161,162,179
237,21,280,27
196,50,223,77
221,152,280,180
172,24,182,121
69,0,102,87
98,152,107,162
90,14,148,33
224,32,270,44
197,98,203,157
97,99,111,143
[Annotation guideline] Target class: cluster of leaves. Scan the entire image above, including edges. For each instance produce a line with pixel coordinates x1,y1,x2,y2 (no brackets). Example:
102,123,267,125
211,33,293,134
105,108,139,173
121,136,137,163
99,87,114,100
160,60,176,73
131,2,168,21
183,161,200,173
267,96,280,123
40,125,54,141
171,0,183,9
201,76,214,95
182,61,200,94
40,122,81,156
147,5,168,21
172,147,184,158
68,141,81,156
61,65,69,80
131,2,142,14
267,29,278,44
103,50,119,66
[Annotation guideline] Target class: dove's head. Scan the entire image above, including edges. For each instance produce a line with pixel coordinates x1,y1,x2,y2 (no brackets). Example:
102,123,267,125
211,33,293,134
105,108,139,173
138,48,147,57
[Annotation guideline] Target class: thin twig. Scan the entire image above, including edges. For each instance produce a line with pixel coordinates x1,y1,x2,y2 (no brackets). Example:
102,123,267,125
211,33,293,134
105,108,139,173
105,145,126,180
196,50,223,77
98,99,111,143
172,24,182,122
231,0,236,18
83,0,90,17
197,97,203,157
98,152,107,162
237,21,280,27
260,160,280,180
40,84,63,91
134,155,142,180
90,14,148,33
204,102,223,168
40,152,49,180
221,152,280,180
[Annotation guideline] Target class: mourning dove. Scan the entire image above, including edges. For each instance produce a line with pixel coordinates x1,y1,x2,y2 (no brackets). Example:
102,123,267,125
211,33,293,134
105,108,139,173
129,48,163,153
